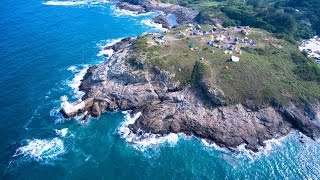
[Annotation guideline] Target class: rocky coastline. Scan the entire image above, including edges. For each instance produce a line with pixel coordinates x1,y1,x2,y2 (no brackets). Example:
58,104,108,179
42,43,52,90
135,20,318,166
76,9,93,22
115,0,198,28
61,38,320,152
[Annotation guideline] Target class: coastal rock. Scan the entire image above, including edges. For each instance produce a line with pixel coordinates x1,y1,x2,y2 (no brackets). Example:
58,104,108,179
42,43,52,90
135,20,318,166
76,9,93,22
92,101,101,117
195,12,223,27
196,79,226,106
282,103,320,139
130,97,292,151
172,7,198,24
64,38,320,152
153,15,170,29
103,37,134,53
120,0,198,24
117,2,146,13
60,98,94,118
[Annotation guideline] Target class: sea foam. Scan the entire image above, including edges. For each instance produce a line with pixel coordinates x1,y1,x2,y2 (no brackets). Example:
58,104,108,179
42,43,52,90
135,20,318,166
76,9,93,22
13,138,65,161
55,128,68,137
110,5,155,17
119,111,179,151
53,65,89,122
42,0,108,6
97,38,124,57
201,139,228,152
233,134,290,162
140,19,167,32
42,1,87,6
67,64,89,98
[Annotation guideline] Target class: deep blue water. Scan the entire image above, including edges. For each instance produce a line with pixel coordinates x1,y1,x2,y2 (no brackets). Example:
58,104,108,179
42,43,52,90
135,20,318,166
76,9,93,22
1,0,320,179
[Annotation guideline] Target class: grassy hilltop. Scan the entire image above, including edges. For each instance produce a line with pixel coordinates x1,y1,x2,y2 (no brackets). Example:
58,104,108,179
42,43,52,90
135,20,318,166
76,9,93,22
128,25,320,107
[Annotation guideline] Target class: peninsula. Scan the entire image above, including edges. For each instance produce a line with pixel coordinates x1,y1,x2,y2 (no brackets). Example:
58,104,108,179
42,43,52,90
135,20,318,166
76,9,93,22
61,0,320,152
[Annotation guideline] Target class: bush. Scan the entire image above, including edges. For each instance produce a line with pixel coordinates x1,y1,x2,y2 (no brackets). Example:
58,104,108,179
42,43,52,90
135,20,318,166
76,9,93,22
132,38,147,51
291,52,320,82
191,61,208,84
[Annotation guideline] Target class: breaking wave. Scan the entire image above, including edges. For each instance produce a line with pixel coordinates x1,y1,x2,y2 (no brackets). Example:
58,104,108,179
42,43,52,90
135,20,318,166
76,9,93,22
97,38,124,57
67,64,89,99
13,138,65,161
140,19,167,32
119,111,179,151
50,64,89,122
233,134,290,162
42,0,108,6
42,1,87,6
119,110,289,155
201,139,229,152
110,5,155,17
55,128,69,137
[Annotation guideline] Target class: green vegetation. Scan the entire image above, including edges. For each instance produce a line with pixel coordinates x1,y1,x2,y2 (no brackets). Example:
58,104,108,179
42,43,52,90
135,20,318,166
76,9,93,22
131,38,148,51
128,27,320,107
191,61,209,84
161,0,319,41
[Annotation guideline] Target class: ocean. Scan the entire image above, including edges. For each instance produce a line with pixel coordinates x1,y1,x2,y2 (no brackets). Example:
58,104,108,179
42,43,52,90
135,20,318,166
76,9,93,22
1,0,320,179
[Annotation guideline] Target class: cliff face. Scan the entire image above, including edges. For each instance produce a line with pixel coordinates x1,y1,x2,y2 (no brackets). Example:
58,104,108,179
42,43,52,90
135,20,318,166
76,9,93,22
60,38,320,152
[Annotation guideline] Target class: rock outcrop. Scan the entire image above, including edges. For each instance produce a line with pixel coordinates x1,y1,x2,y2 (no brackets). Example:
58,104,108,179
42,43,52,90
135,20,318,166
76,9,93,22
117,0,198,26
153,15,170,29
117,2,146,14
281,102,320,139
61,38,320,152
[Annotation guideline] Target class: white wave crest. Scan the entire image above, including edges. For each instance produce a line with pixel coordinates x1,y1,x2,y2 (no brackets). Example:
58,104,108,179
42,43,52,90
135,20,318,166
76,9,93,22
97,38,124,58
67,65,77,72
110,5,155,17
42,1,87,6
54,65,88,121
13,138,65,161
201,139,228,152
119,111,179,151
42,0,108,6
234,134,290,162
50,107,65,123
67,65,89,98
140,19,167,32
55,128,68,137
97,49,114,57
97,38,124,57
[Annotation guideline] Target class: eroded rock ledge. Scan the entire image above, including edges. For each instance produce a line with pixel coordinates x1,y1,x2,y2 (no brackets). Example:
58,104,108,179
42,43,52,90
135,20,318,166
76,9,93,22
61,38,320,152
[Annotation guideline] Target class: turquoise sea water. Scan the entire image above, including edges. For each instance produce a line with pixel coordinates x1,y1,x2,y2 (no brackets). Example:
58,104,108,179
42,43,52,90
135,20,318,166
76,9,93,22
1,1,320,179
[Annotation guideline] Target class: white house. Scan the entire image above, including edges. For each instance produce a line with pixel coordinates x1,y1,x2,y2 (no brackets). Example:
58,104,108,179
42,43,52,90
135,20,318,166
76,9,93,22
230,55,240,62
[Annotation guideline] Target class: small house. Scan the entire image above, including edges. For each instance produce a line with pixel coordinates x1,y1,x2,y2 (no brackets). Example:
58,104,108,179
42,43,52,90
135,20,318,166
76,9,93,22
230,55,240,62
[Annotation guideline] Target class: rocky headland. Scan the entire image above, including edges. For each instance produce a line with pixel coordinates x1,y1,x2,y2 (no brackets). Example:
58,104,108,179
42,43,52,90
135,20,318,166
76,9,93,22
61,37,320,152
116,0,198,28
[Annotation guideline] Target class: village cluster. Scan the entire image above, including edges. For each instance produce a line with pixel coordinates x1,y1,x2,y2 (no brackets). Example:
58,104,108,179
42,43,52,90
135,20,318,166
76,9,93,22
148,24,258,63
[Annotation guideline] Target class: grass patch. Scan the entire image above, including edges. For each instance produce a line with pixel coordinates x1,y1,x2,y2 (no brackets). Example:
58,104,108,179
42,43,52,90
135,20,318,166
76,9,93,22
129,27,320,106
